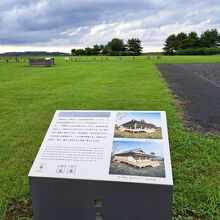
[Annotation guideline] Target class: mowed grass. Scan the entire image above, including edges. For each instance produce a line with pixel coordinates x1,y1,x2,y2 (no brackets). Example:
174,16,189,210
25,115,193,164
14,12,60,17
0,56,220,219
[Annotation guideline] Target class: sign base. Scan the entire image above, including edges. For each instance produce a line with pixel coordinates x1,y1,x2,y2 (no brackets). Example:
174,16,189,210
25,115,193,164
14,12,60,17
30,177,172,220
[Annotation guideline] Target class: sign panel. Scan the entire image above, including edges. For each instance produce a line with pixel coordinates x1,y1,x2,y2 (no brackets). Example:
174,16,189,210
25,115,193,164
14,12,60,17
29,111,173,185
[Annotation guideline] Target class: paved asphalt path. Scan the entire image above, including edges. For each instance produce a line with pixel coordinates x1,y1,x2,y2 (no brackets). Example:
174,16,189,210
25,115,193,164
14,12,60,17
157,63,220,133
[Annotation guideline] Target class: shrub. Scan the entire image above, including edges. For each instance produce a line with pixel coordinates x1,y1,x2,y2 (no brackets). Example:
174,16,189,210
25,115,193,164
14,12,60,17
174,47,220,55
204,47,220,55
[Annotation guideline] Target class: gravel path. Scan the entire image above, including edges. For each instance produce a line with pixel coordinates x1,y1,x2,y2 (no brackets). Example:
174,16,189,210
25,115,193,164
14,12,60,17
157,63,220,133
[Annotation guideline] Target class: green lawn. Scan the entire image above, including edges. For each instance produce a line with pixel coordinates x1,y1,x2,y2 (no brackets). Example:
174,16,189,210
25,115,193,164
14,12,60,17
0,56,220,220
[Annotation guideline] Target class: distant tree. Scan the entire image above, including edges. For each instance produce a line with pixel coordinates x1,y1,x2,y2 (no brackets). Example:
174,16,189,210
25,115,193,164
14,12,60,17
71,48,85,56
93,44,101,55
176,32,188,49
71,37,144,56
188,31,199,41
176,32,187,42
71,48,77,55
107,38,126,55
199,29,220,47
163,34,178,54
102,45,111,55
76,49,85,56
99,44,106,55
163,29,220,55
84,47,93,56
127,38,143,55
188,31,200,47
180,32,200,49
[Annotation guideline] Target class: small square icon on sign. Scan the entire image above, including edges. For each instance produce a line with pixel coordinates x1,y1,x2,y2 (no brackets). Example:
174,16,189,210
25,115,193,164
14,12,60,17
35,164,46,172
56,165,66,173
67,165,76,174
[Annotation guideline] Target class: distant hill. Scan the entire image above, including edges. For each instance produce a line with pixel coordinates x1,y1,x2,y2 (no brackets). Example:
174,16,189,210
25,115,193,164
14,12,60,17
0,51,70,56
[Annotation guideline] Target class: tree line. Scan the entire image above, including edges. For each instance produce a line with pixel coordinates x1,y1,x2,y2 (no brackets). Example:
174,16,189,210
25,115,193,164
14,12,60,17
71,38,143,56
163,29,220,55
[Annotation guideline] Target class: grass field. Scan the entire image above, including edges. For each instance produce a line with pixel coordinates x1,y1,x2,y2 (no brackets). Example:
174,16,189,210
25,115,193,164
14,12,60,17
0,55,220,220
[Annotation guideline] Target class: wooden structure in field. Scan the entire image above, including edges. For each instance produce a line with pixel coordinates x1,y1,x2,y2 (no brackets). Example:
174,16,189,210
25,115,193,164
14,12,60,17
113,148,162,168
119,119,160,133
29,58,55,67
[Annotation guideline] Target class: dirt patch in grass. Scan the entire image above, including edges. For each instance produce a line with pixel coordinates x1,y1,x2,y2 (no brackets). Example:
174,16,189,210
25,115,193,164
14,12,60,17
4,199,32,220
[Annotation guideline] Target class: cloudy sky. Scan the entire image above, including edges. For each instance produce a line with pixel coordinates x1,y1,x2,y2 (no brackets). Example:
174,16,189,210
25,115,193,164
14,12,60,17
0,0,220,53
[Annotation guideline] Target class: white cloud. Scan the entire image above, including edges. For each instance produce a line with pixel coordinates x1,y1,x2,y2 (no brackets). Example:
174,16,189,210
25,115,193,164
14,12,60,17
0,0,220,52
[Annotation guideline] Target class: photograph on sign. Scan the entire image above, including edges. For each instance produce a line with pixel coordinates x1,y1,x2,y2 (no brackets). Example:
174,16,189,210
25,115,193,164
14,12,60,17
114,112,162,139
109,140,165,178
